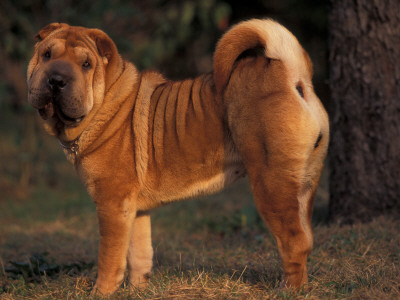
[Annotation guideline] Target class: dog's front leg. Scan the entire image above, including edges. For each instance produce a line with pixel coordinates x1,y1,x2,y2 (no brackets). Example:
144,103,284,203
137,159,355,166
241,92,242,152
92,201,136,296
127,210,153,289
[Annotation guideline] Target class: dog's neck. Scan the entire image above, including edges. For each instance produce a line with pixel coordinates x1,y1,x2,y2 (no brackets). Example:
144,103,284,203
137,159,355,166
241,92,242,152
59,61,141,164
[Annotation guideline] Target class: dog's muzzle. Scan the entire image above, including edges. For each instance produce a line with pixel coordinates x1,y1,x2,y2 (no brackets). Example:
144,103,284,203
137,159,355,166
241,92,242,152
34,61,86,125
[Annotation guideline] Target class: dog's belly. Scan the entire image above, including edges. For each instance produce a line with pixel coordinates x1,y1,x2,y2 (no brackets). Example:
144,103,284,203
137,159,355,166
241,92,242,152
136,151,246,210
163,161,246,203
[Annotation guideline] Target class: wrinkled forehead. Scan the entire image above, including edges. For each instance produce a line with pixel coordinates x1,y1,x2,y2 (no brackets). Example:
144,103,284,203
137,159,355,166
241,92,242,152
37,28,97,56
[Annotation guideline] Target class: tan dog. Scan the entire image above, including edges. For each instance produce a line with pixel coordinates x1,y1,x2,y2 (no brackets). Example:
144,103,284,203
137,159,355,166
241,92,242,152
27,19,329,295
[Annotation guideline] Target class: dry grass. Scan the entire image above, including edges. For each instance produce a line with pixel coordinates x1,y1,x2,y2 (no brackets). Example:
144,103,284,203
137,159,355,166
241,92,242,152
1,110,399,299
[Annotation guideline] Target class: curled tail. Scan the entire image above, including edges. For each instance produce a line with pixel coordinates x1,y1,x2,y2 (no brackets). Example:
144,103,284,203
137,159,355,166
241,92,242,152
213,19,309,94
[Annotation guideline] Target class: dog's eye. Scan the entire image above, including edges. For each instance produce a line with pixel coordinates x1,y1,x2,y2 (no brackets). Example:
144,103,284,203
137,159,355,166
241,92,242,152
82,61,91,69
43,50,51,59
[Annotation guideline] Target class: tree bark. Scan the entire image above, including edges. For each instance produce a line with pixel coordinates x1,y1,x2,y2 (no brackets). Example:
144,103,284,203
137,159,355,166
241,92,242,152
328,0,400,223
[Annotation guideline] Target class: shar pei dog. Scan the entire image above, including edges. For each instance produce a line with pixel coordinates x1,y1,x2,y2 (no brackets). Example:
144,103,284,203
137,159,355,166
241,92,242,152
27,19,329,295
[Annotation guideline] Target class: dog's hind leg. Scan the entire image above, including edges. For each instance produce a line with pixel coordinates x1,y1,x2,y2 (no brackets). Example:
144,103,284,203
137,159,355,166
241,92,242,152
249,164,317,289
231,111,324,288
224,56,328,289
240,142,320,288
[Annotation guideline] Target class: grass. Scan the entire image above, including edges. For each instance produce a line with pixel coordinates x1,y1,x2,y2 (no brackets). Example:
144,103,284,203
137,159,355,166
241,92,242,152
1,108,399,299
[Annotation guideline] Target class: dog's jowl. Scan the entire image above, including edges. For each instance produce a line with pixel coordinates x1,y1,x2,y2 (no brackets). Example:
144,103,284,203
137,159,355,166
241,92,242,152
27,19,329,295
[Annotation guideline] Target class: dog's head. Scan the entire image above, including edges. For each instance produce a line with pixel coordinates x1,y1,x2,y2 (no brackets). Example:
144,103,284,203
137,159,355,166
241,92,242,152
27,23,121,135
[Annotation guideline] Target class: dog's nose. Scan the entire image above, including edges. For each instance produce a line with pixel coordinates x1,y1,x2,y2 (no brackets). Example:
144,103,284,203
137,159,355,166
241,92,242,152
48,74,67,89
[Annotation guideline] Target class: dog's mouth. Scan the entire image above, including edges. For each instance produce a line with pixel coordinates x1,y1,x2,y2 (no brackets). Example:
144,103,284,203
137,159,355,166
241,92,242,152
38,101,85,126
38,102,55,120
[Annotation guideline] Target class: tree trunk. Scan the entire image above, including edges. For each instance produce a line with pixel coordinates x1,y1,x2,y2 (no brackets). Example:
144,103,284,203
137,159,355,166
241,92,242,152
328,0,400,223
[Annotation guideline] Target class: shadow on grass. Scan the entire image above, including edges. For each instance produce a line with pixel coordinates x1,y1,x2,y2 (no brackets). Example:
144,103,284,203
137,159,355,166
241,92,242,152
4,253,94,282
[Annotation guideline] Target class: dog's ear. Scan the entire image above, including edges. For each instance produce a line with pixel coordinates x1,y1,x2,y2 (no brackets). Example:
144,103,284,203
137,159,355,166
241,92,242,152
87,29,123,91
87,29,118,63
34,23,65,42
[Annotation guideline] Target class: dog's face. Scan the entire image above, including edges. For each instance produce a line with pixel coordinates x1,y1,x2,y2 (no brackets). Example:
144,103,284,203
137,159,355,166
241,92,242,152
27,23,118,133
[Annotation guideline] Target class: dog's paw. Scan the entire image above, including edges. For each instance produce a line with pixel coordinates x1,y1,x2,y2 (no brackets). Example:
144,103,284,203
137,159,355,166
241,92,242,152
278,274,310,292
128,272,151,290
90,283,119,298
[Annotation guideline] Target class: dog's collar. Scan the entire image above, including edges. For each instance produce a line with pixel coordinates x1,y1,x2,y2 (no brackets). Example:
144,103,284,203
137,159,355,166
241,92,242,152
58,136,80,163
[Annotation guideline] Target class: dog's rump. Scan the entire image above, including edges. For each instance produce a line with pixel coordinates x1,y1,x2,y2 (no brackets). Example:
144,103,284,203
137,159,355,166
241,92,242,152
213,19,312,96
